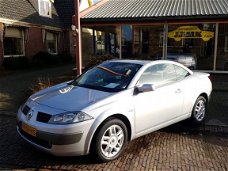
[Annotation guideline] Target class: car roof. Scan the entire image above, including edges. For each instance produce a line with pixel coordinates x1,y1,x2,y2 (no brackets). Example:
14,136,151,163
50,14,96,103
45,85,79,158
106,59,193,74
108,59,178,66
108,59,152,65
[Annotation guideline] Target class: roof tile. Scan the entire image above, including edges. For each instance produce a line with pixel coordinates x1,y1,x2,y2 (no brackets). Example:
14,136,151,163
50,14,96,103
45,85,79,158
0,0,74,29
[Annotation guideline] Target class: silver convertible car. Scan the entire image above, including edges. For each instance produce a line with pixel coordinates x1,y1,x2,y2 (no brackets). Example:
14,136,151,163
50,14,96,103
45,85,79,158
17,60,212,162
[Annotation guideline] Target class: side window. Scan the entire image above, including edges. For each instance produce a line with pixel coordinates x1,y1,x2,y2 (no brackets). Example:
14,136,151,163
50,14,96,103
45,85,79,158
137,64,163,86
162,64,176,84
174,65,190,81
137,64,176,87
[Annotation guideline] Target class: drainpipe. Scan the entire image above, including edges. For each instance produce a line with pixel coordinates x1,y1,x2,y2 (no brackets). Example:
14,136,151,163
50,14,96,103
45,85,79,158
74,0,82,75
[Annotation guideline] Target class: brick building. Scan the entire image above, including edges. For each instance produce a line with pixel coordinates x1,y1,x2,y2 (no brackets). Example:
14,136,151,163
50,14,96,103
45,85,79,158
0,0,75,66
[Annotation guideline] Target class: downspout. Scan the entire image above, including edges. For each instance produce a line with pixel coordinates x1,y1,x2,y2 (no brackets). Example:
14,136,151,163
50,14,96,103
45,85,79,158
74,0,82,75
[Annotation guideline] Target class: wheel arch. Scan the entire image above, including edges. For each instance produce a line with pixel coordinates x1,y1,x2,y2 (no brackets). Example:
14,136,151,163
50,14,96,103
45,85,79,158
191,92,209,113
190,93,208,124
198,92,209,103
88,114,132,154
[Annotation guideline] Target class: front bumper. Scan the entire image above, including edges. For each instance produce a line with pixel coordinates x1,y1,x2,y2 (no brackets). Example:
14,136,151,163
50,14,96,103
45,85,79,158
17,109,94,156
17,121,82,145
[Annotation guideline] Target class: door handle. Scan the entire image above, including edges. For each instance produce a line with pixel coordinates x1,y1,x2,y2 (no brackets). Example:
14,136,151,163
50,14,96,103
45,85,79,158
175,88,182,93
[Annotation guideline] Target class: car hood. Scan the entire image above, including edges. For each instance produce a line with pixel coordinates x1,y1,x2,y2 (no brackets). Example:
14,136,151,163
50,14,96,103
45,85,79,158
30,82,114,111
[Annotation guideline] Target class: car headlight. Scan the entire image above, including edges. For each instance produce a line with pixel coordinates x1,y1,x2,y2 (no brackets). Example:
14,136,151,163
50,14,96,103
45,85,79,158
48,111,93,124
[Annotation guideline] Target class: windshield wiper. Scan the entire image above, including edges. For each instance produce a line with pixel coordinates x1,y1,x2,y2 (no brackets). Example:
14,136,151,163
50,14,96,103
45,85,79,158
96,66,127,77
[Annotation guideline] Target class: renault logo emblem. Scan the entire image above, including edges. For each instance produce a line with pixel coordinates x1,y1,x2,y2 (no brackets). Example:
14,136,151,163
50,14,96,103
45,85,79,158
27,110,34,121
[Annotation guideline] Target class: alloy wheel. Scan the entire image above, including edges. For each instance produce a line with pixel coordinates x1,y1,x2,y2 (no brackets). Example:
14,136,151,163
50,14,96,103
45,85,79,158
194,99,206,122
100,124,124,158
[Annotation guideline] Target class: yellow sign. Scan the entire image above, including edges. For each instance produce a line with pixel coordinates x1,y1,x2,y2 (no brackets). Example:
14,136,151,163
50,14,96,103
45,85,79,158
88,0,93,6
168,26,214,42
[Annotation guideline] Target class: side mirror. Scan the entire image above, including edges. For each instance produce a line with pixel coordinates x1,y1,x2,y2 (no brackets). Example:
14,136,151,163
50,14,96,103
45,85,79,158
136,84,156,93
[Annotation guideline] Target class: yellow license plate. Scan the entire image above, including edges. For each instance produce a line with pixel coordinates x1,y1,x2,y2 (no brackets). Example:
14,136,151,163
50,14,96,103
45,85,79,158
21,123,37,137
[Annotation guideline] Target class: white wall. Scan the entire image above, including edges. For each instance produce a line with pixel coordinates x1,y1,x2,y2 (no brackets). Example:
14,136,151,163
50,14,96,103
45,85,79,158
80,0,93,11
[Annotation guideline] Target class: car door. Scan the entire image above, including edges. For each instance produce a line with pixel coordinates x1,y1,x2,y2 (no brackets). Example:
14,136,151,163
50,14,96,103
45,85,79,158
174,65,197,115
134,63,184,136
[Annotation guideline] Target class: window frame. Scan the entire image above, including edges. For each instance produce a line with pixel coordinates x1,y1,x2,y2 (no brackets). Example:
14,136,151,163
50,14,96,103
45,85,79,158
45,31,58,55
174,64,191,81
38,0,52,18
3,28,25,58
136,63,190,88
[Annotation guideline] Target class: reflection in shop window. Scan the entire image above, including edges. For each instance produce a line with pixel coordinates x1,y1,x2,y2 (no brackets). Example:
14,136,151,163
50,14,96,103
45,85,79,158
122,25,133,59
96,31,105,55
167,24,215,70
132,25,164,60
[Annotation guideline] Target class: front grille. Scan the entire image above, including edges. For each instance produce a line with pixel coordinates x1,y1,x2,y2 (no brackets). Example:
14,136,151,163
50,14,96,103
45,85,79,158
22,105,30,115
37,112,51,123
19,128,52,149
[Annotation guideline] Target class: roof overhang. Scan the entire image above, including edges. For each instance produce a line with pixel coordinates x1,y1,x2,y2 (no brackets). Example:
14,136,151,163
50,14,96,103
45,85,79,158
80,15,228,25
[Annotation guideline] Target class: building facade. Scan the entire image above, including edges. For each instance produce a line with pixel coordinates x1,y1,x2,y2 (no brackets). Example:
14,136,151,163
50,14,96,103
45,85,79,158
80,0,228,72
0,0,75,66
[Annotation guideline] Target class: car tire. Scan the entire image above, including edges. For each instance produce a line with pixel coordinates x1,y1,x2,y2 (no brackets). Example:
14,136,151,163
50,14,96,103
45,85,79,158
191,96,207,124
91,118,128,162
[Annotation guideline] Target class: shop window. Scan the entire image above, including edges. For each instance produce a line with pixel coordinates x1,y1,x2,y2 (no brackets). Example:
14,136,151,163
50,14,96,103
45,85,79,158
95,31,105,55
216,24,228,70
122,25,133,58
133,25,164,60
81,26,118,66
3,27,24,57
167,24,215,70
225,35,228,52
39,0,52,17
46,32,57,54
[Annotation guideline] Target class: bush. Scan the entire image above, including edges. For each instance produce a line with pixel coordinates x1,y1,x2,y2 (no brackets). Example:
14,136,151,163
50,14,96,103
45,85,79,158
59,51,72,63
3,57,29,70
84,54,116,71
31,51,61,67
27,76,73,96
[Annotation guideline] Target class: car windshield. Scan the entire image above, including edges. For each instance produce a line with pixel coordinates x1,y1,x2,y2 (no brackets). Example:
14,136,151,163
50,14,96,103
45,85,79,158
71,62,142,92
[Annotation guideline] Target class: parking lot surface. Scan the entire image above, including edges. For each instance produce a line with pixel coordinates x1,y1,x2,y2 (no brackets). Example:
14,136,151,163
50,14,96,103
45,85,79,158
0,115,227,171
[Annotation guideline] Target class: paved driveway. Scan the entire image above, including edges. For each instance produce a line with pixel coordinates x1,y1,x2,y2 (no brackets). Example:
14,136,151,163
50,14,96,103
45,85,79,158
0,115,227,170
0,67,227,170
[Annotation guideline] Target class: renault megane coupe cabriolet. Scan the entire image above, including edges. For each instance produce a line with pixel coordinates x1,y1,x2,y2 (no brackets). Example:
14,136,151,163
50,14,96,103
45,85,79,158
17,60,212,162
